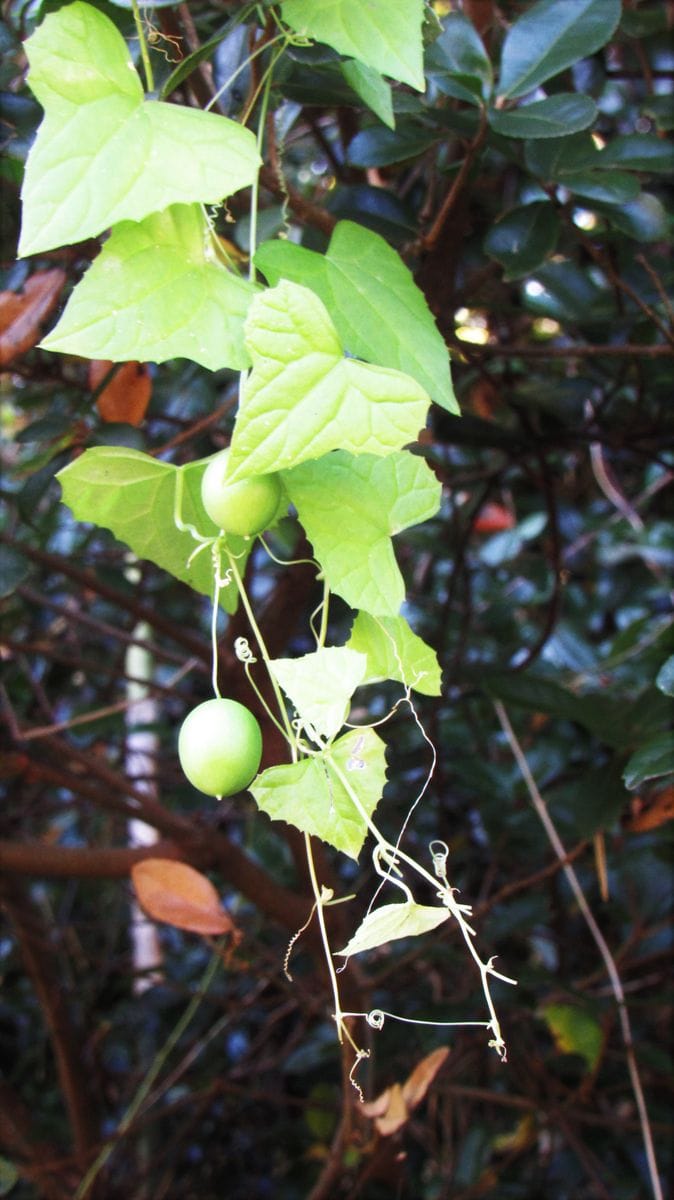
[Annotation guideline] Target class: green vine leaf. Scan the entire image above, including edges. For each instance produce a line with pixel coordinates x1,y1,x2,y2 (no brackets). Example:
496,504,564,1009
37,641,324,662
336,902,449,956
347,613,442,696
340,61,394,129
19,2,260,257
228,281,430,481
250,728,387,860
42,205,257,370
269,647,367,743
57,447,247,609
281,0,425,92
283,450,441,616
255,221,456,412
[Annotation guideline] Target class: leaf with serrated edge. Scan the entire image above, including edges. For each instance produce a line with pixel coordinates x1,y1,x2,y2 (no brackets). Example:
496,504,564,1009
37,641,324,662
19,3,260,256
498,0,621,100
283,451,441,616
228,281,430,481
250,728,386,860
281,0,425,91
42,205,257,370
347,613,441,696
255,222,456,412
336,902,449,956
270,647,367,742
56,447,248,611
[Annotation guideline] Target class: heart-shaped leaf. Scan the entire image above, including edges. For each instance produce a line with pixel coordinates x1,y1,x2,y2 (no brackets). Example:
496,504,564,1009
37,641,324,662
57,446,248,609
250,728,386,860
19,2,260,256
255,221,456,412
228,281,430,481
283,450,441,616
42,205,257,370
281,0,425,91
270,647,367,742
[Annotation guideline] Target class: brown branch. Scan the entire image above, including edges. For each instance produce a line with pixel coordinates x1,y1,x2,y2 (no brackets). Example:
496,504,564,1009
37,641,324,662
449,340,674,359
0,838,190,878
0,1080,75,1200
421,109,489,252
0,531,210,662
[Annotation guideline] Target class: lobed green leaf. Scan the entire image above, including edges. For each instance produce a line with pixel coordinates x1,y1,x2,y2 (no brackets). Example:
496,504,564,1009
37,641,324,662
283,450,441,617
228,281,430,481
269,647,367,742
19,2,260,256
42,205,257,370
347,612,442,696
255,221,456,412
281,0,425,91
56,447,247,609
250,728,387,860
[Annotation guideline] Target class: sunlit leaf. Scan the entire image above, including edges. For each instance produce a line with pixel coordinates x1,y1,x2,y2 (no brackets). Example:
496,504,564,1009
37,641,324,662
269,647,367,742
131,858,238,936
281,0,425,91
42,205,256,370
255,221,456,412
283,450,441,616
336,901,449,956
57,447,248,610
19,2,260,256
347,612,441,695
250,728,386,859
228,281,430,480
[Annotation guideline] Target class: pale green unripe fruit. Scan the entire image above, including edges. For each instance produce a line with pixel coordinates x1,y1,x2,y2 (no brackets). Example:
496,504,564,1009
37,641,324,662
201,448,282,536
178,698,262,797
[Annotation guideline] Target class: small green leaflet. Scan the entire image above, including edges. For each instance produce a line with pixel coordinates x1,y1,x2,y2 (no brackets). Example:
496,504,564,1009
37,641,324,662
251,728,386,860
347,613,441,696
255,221,456,412
284,451,441,616
336,902,449,956
281,0,425,92
489,95,597,140
57,447,247,610
269,647,367,743
498,0,621,100
19,2,260,256
227,281,430,481
623,734,674,791
42,205,257,370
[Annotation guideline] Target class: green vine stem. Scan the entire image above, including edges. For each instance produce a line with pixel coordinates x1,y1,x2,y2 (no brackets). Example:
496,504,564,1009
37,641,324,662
131,0,154,93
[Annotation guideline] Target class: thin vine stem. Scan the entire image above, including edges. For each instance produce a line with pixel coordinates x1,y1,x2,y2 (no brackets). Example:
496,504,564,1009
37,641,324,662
494,699,664,1200
131,0,154,93
74,947,222,1199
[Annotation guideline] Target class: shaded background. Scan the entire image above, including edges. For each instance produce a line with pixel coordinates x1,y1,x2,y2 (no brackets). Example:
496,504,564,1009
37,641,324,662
1,1,672,1197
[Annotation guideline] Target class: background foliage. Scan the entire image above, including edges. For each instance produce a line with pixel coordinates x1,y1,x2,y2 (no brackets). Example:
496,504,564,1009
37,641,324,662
1,1,672,1198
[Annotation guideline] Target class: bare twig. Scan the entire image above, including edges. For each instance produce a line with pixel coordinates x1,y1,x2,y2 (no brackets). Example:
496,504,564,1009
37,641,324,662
494,700,665,1200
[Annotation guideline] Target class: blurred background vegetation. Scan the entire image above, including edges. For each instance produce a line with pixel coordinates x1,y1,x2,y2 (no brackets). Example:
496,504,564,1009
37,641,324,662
1,1,672,1197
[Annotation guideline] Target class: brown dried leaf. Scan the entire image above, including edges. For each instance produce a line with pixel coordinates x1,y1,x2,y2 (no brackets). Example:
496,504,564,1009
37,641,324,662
361,1047,449,1137
131,858,237,936
0,269,66,365
89,359,152,426
625,785,674,832
401,1046,450,1110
